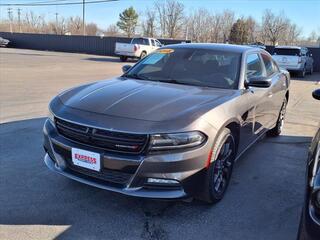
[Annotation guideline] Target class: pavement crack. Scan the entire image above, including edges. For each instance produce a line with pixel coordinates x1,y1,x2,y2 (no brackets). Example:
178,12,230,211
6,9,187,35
139,201,174,240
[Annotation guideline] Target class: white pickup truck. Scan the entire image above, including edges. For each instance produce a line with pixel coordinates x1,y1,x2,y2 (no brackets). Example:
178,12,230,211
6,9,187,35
115,37,162,62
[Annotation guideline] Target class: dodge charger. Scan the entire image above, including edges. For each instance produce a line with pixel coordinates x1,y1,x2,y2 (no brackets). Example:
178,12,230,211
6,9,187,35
43,44,290,203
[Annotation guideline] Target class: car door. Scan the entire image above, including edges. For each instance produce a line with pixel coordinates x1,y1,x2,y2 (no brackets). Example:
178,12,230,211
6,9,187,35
245,53,273,135
260,53,286,126
237,53,269,153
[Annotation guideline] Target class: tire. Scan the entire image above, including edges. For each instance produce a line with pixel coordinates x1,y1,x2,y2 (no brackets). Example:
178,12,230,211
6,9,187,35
299,66,306,78
140,51,147,59
199,128,236,204
309,65,313,75
267,98,287,137
120,56,127,62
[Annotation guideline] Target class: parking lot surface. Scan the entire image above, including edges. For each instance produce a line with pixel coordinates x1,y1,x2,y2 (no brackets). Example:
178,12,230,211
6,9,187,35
1,48,320,240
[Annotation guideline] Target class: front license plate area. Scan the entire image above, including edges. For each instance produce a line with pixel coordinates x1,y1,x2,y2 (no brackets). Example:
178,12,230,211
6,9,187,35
71,148,101,172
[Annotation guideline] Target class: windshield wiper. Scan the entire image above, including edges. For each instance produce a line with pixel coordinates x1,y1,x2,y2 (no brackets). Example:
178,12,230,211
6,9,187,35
123,73,150,80
157,79,200,87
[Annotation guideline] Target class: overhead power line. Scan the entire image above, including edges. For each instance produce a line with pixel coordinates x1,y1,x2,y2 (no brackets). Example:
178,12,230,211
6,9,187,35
0,0,118,7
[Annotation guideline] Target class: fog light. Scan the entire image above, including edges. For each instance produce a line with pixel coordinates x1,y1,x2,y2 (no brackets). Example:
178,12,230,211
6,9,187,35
147,178,179,185
313,189,320,213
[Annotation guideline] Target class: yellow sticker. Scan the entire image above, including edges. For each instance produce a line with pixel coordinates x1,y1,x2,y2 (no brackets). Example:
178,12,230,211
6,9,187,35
157,49,174,54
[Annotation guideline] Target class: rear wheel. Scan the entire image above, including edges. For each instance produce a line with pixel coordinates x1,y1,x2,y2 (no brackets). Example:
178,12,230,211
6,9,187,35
299,66,306,78
140,51,147,59
120,56,128,62
199,128,236,204
309,65,313,75
267,98,287,137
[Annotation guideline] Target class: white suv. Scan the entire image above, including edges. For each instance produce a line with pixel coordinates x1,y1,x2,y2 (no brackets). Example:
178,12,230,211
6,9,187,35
272,46,314,78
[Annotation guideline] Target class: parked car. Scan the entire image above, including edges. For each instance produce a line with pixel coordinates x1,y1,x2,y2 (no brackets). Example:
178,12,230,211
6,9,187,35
115,37,162,62
297,88,320,240
0,37,10,47
248,42,266,49
43,44,290,203
272,46,314,78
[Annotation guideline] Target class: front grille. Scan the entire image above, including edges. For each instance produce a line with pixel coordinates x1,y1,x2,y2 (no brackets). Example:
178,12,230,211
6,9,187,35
67,164,132,186
55,118,148,154
52,143,133,186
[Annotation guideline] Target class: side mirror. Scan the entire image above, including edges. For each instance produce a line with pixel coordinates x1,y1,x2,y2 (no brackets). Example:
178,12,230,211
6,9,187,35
245,76,271,88
122,65,132,73
312,89,320,100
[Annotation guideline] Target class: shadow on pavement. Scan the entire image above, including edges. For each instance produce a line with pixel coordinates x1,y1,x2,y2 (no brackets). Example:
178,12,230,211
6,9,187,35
0,117,312,240
290,72,320,83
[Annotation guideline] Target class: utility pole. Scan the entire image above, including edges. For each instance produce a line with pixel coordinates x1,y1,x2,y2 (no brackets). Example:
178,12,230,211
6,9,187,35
55,12,59,34
82,0,86,35
7,8,13,33
17,8,22,33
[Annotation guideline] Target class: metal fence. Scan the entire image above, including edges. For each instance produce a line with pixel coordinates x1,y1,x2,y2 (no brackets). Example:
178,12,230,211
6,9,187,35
0,32,188,56
0,32,319,71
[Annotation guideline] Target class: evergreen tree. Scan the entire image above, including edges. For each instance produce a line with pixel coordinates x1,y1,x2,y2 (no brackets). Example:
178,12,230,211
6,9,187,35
117,7,139,37
229,18,249,44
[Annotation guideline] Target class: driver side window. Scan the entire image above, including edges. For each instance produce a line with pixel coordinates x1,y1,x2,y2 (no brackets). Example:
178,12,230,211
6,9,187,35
246,53,264,80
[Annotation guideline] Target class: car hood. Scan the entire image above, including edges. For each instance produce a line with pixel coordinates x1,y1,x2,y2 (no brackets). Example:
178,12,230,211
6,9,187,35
59,78,236,122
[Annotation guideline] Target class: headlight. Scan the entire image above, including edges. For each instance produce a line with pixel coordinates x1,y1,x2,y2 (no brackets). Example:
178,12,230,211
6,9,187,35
149,131,207,151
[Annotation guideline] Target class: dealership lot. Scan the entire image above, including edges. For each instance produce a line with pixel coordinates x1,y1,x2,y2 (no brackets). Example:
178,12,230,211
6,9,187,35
1,48,320,240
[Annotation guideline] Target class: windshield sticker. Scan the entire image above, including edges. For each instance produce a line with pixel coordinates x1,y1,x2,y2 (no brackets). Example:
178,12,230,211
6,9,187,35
143,53,166,64
157,49,174,54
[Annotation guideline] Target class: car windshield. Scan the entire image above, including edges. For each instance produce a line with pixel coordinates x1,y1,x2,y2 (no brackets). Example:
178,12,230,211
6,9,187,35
131,38,149,45
273,48,301,56
124,48,241,89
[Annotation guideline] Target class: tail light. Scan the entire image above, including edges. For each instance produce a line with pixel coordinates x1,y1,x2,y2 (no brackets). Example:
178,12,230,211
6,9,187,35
298,57,302,64
133,44,140,52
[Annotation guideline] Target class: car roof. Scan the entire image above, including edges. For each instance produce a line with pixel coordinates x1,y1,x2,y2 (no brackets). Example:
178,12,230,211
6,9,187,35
163,43,257,53
275,46,302,50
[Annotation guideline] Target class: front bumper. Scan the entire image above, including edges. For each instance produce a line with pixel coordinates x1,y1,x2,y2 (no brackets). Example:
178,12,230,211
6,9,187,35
43,119,210,199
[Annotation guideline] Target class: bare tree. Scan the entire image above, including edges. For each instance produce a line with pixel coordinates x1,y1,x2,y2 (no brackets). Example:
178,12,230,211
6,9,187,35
187,8,212,42
154,0,185,38
262,9,289,45
220,10,235,42
105,24,119,36
86,23,99,36
48,17,67,35
246,16,258,43
66,16,83,35
23,11,46,33
209,13,223,43
141,8,156,37
284,23,301,45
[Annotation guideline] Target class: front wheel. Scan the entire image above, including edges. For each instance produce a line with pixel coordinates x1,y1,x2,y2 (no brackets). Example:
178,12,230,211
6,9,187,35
199,128,236,204
267,98,287,137
120,56,128,62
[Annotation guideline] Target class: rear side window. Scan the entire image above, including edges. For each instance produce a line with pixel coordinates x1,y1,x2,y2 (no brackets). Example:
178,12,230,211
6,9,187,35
132,38,149,45
261,54,277,76
246,54,264,79
273,48,301,56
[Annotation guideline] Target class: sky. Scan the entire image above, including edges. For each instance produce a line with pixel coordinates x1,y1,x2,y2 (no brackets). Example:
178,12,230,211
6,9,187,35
0,0,319,37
